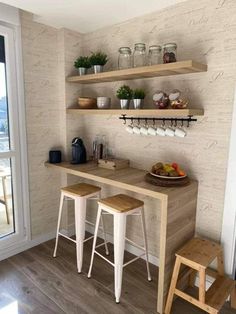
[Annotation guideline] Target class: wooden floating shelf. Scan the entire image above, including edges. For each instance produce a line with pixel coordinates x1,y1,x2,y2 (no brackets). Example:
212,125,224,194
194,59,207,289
66,108,204,117
67,60,207,84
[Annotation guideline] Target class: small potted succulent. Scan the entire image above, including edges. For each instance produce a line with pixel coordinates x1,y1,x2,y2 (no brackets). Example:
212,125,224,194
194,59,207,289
74,56,91,75
132,89,146,109
89,51,108,73
116,85,133,109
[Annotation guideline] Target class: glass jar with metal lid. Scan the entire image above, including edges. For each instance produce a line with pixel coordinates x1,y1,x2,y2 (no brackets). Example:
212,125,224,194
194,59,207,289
148,45,162,65
118,47,132,69
133,43,146,67
163,43,177,63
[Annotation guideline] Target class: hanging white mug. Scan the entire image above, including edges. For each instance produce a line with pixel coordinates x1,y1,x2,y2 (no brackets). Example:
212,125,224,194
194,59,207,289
148,126,157,136
156,126,166,136
165,127,175,137
126,125,133,134
133,125,141,135
140,125,148,135
175,127,186,137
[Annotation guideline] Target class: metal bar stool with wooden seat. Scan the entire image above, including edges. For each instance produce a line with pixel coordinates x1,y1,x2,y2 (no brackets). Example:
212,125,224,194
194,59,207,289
165,237,236,314
53,183,109,273
88,194,152,304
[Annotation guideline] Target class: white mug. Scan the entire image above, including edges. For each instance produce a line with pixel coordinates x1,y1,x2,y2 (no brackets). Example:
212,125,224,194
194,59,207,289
156,127,166,136
133,126,141,135
165,127,175,137
126,125,133,134
148,126,157,136
175,127,186,138
140,125,148,135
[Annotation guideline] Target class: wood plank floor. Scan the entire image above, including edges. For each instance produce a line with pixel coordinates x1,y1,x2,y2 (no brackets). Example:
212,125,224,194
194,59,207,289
0,236,236,314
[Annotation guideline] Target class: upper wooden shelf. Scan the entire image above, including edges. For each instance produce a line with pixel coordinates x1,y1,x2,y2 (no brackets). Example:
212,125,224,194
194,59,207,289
67,60,207,84
66,108,204,117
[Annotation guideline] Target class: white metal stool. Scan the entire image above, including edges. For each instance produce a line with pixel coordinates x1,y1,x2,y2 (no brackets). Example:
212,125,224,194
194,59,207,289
53,183,109,273
88,194,151,303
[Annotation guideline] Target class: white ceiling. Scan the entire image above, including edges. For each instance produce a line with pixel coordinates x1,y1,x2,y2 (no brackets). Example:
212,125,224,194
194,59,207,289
0,0,186,33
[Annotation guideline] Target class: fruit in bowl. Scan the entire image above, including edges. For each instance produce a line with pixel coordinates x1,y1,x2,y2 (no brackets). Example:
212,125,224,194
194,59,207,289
151,162,186,178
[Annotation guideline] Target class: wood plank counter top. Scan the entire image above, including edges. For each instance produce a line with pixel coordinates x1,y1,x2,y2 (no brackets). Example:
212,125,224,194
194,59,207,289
46,160,198,314
45,161,197,201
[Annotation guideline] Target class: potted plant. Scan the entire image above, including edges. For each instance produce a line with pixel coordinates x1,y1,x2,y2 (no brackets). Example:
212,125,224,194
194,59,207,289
132,89,146,109
74,56,91,75
89,51,108,73
116,85,133,109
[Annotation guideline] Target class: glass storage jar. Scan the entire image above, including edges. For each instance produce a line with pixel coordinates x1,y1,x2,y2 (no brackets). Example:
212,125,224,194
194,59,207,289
133,43,146,67
163,43,177,63
118,47,132,69
148,45,162,65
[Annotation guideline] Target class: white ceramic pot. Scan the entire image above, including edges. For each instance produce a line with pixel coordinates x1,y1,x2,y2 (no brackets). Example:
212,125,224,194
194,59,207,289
120,99,130,109
97,97,111,109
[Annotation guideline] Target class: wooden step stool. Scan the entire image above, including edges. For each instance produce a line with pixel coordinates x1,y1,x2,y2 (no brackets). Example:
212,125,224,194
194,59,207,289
165,238,236,314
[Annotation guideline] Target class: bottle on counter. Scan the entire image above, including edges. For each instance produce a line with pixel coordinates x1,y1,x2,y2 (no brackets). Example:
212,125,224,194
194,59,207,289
101,135,107,159
93,134,108,161
93,135,100,161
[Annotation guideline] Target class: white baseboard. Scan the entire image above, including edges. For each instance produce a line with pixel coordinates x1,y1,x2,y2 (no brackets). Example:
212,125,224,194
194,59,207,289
0,230,56,261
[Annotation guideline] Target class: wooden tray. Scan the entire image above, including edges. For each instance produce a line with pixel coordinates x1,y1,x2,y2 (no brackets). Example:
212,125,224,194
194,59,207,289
145,173,190,187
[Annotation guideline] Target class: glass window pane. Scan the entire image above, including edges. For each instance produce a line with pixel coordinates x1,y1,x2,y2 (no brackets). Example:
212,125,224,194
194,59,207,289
0,158,14,238
0,35,10,152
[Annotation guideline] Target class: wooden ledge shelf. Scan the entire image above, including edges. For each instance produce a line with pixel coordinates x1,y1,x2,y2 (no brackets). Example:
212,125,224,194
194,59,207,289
67,60,207,84
66,108,204,117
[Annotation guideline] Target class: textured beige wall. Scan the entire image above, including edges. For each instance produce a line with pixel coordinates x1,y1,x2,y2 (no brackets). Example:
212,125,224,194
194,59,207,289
20,0,236,253
68,0,236,244
20,12,63,238
20,13,85,238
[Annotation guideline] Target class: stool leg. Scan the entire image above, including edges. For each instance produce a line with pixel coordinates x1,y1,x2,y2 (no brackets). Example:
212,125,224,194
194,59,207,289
101,213,109,255
198,267,206,303
230,285,236,309
88,206,102,278
189,270,197,287
75,197,87,273
164,256,181,314
53,192,64,258
140,208,152,281
114,213,127,304
217,250,225,276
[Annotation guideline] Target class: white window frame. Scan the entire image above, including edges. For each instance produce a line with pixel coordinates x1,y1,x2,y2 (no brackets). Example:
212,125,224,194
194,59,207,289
0,8,30,254
221,86,236,277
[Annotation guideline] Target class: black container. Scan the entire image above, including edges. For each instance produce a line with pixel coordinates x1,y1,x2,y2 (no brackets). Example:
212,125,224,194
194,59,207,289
71,137,87,164
49,150,61,163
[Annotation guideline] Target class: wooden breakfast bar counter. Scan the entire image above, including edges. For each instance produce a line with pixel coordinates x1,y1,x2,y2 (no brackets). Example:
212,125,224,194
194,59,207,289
46,161,198,314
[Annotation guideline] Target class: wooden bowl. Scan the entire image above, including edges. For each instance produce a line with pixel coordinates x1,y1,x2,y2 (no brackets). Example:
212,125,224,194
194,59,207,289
78,97,97,109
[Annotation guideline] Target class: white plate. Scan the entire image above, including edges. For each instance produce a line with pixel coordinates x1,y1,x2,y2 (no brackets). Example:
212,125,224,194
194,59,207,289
149,172,187,180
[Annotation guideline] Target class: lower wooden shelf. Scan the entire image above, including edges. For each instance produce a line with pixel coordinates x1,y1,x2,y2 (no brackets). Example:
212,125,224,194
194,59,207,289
66,108,204,117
